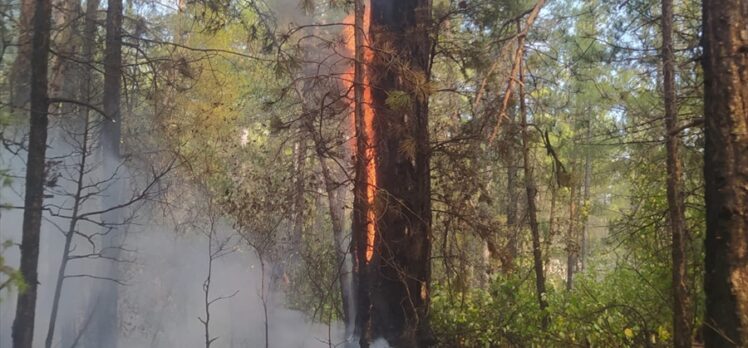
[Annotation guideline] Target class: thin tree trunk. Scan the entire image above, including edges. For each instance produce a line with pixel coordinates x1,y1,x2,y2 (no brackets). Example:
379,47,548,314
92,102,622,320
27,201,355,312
544,182,557,279
45,114,92,348
519,48,548,330
661,0,691,345
292,138,307,257
505,132,519,273
300,88,356,341
566,183,577,291
63,1,98,345
580,125,591,272
317,153,355,341
11,0,52,344
701,0,748,346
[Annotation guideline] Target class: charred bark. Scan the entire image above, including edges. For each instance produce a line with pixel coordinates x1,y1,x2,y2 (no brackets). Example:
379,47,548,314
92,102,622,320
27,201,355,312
661,0,692,345
11,0,52,344
702,0,748,346
353,0,434,346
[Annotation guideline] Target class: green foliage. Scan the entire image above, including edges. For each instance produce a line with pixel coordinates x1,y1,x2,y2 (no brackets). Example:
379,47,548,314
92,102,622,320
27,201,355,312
432,263,680,347
385,90,411,112
0,239,26,298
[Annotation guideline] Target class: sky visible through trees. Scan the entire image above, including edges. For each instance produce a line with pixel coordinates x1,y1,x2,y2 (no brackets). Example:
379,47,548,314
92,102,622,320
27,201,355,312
0,0,746,347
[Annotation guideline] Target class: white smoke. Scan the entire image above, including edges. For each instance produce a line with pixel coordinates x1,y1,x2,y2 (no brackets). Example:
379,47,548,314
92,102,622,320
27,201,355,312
0,121,349,348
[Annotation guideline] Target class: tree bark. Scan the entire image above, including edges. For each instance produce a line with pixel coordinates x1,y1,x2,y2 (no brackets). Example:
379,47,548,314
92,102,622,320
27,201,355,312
519,49,548,330
292,138,307,257
502,20,523,274
11,0,52,344
544,180,557,279
580,124,591,272
48,0,80,106
89,0,124,343
317,150,355,341
102,0,122,159
566,183,577,291
299,87,356,341
353,0,434,346
8,0,35,107
661,0,692,346
701,0,748,346
351,0,369,345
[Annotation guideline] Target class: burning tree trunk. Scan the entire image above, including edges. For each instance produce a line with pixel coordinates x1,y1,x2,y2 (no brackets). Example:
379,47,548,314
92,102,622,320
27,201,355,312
12,0,52,344
701,0,748,346
351,0,433,346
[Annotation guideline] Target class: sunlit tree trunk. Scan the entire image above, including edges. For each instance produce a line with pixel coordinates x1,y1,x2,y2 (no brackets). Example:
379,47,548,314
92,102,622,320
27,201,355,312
702,0,748,346
661,0,691,345
505,56,520,272
11,0,52,344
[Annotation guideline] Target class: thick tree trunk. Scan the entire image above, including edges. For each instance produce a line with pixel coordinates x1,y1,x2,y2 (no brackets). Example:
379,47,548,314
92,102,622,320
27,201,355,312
353,0,433,346
11,0,52,344
519,52,548,330
102,0,122,159
89,0,124,343
661,0,692,346
505,38,520,271
48,0,80,105
701,0,748,346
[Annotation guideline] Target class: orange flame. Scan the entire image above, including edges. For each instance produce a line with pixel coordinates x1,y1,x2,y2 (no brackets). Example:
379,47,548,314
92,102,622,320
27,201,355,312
343,4,377,263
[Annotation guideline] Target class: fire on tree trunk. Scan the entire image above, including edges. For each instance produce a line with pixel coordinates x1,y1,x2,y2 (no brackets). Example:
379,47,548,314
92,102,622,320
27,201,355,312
350,0,434,346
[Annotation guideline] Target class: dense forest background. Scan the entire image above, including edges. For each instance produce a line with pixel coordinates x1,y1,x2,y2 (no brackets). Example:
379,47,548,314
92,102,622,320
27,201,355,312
0,0,746,347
